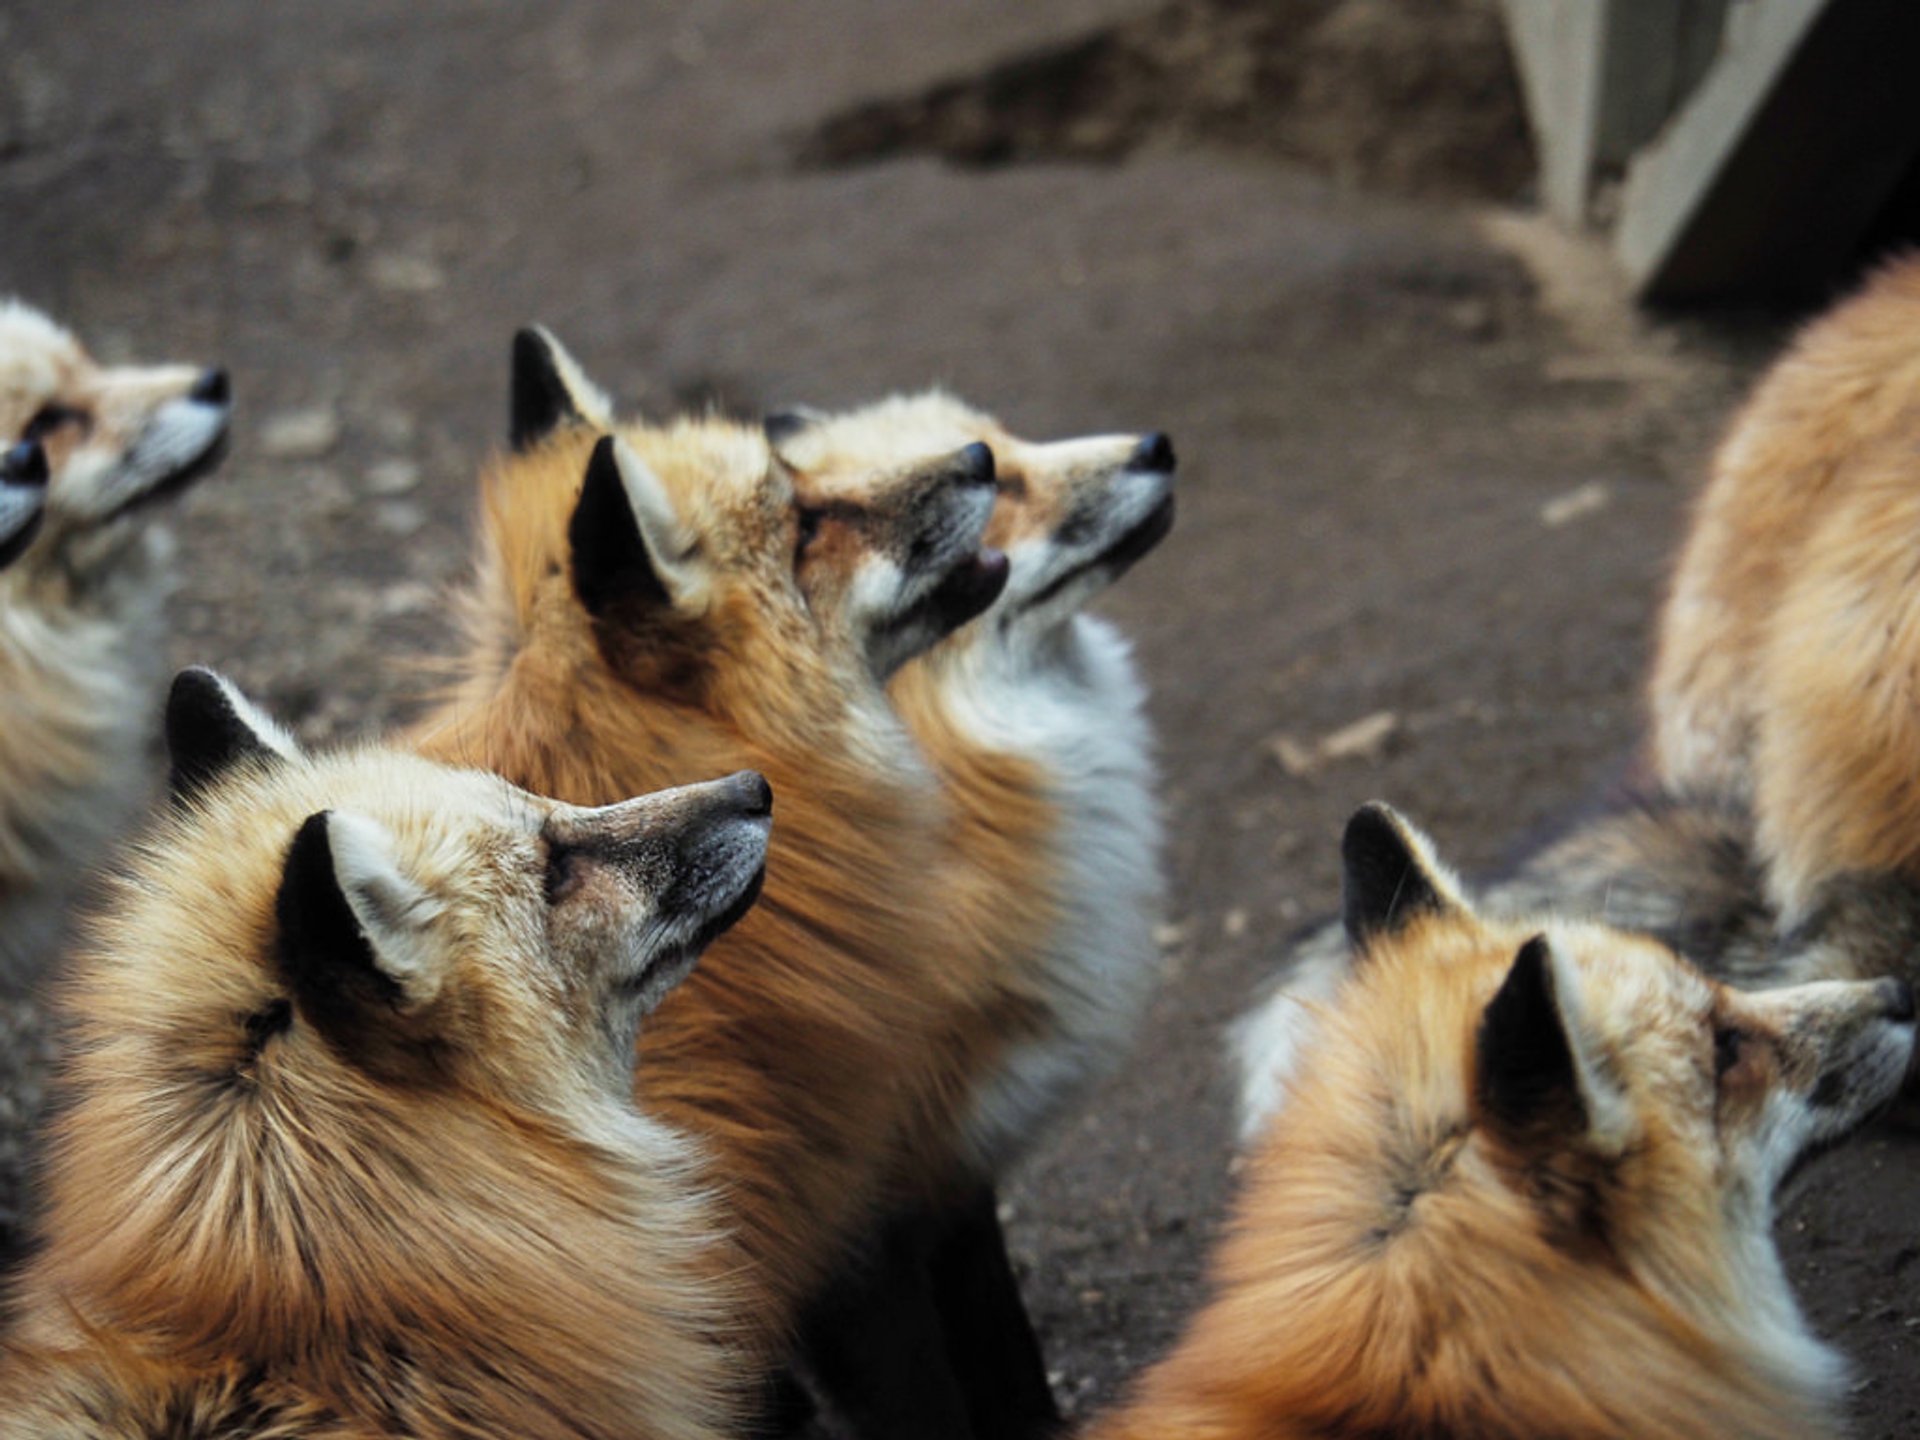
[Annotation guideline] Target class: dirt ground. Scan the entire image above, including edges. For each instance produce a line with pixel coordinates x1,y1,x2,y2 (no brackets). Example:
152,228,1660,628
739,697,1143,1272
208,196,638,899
2,1,1915,1434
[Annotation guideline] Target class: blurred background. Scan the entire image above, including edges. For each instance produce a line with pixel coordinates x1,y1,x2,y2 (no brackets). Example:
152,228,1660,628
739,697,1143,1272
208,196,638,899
3,1,1916,1431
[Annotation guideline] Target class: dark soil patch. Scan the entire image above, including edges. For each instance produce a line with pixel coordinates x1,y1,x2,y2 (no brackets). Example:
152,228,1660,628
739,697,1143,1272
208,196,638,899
796,0,1533,202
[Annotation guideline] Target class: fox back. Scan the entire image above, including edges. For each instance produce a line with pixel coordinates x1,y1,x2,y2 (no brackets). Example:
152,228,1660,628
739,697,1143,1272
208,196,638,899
0,673,761,1439
1122,806,1913,1440
1650,256,1920,922
410,334,1003,1331
772,390,1173,1177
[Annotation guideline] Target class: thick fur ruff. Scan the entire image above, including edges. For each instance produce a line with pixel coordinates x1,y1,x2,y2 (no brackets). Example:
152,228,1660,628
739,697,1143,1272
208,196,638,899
1139,876,1905,1440
0,745,736,1440
408,420,964,1339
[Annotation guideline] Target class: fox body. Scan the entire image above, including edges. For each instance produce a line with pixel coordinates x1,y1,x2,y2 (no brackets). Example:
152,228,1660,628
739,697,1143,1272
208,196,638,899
770,390,1173,1179
758,393,1172,1438
1651,256,1920,922
0,670,770,1439
409,333,1005,1341
0,300,230,995
1135,806,1914,1440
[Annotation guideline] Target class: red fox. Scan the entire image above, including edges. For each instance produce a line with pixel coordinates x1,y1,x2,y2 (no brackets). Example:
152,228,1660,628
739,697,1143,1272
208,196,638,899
406,330,1008,1353
1152,805,1914,1440
0,668,770,1438
0,299,232,995
1650,255,1920,923
763,391,1173,1437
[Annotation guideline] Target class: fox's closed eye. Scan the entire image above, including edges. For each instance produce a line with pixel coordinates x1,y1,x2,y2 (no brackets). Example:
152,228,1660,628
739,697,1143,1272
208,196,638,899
1714,1024,1747,1079
21,403,83,443
794,506,824,558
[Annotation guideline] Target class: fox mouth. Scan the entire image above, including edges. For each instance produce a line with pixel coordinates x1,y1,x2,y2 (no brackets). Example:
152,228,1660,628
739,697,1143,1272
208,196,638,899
629,860,767,999
112,425,230,522
693,859,767,955
888,547,1011,641
1028,493,1175,610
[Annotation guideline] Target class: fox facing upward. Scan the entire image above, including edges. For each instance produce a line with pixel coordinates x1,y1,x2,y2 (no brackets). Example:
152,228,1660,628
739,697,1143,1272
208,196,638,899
408,331,1007,1344
1115,805,1914,1440
771,390,1173,1181
0,669,771,1439
1650,254,1920,924
0,299,231,995
761,393,1172,1437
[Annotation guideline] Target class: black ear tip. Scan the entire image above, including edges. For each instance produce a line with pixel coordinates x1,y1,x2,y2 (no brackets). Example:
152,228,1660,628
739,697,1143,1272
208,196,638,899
581,433,623,493
1341,803,1411,877
166,666,289,806
511,326,551,364
510,325,579,453
166,666,227,729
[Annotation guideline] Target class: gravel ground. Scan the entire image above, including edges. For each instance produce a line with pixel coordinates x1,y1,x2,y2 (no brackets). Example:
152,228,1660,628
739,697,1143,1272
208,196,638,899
1,2,1913,1434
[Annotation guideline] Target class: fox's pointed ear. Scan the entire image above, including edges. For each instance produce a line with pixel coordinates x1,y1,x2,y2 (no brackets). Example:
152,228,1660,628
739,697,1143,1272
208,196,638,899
166,667,300,807
510,325,614,452
1476,935,1633,1154
1341,802,1468,950
762,405,827,451
276,810,446,1044
570,434,708,616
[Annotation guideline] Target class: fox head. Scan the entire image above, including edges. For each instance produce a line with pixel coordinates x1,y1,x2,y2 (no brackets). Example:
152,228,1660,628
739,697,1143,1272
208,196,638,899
1243,803,1916,1430
151,667,771,1107
465,331,1006,747
764,390,1174,659
28,668,765,1426
1335,804,1914,1218
0,300,229,593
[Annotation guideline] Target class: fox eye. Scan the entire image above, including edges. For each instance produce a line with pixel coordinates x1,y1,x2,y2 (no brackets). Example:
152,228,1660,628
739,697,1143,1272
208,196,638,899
22,403,82,443
793,505,824,559
543,839,581,906
1713,1024,1747,1080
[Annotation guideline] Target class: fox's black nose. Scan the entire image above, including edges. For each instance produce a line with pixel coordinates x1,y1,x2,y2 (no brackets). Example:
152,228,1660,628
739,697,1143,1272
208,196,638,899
953,442,995,487
725,770,774,818
190,368,231,406
1130,432,1175,472
2,441,48,486
1879,977,1915,1022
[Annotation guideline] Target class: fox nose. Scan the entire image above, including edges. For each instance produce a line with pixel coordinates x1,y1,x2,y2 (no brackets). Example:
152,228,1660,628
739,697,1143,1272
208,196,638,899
723,770,774,818
190,368,231,406
1130,432,1175,472
1879,977,1916,1022
953,442,996,487
2,441,48,486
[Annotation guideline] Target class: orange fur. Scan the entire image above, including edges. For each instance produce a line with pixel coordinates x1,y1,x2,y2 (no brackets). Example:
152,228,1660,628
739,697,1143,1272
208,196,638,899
1650,255,1920,919
777,391,1169,1185
408,420,966,1336
1101,814,1909,1440
886,672,1059,1189
0,744,737,1439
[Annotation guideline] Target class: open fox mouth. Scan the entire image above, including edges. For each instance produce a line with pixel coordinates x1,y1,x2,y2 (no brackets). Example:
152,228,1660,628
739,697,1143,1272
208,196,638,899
1029,493,1175,609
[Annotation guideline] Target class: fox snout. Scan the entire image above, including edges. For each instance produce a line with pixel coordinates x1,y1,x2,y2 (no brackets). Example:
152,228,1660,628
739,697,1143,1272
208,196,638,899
547,772,771,884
